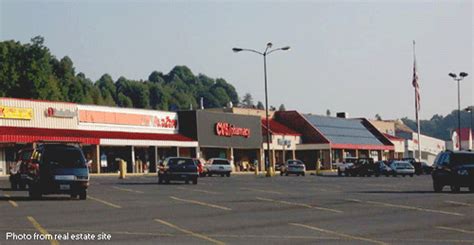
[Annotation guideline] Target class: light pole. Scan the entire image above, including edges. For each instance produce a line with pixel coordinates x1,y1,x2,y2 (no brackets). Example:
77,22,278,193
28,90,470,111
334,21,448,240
449,72,468,150
233,43,290,177
465,106,473,149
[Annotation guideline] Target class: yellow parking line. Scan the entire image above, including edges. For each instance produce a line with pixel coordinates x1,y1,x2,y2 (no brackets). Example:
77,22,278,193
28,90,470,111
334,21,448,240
437,226,474,235
240,188,284,195
290,223,388,245
257,197,343,213
365,200,463,217
112,186,144,194
154,218,226,245
176,187,220,195
170,196,231,211
4,194,18,208
88,195,122,209
444,201,473,207
27,216,59,245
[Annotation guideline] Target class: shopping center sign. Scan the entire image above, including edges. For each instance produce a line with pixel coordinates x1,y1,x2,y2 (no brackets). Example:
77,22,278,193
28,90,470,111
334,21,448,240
215,122,250,138
0,106,33,120
45,107,77,118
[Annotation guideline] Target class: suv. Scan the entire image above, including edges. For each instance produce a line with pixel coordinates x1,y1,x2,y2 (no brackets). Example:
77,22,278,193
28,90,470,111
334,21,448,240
27,143,90,200
206,158,233,177
9,148,33,190
432,150,474,193
158,157,198,184
345,158,376,177
280,159,306,176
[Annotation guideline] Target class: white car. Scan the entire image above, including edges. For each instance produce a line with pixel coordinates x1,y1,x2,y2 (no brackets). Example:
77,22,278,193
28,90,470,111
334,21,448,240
206,158,233,177
389,161,415,177
334,162,354,176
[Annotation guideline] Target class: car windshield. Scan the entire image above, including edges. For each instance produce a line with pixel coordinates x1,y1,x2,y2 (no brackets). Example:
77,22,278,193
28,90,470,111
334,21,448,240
451,153,474,166
212,159,230,165
395,162,412,168
42,147,86,168
288,160,303,165
168,158,195,166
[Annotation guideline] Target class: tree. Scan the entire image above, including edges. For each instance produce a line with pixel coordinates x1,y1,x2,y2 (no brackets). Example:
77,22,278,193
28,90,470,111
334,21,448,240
257,101,265,110
242,93,254,108
375,114,382,121
326,109,331,116
279,104,286,111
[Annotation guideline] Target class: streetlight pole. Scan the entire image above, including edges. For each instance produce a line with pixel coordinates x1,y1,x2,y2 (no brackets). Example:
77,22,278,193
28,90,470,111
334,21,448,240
449,72,469,150
465,106,473,149
233,43,290,177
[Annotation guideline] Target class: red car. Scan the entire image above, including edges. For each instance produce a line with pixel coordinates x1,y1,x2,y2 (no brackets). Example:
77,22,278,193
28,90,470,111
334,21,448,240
193,158,206,177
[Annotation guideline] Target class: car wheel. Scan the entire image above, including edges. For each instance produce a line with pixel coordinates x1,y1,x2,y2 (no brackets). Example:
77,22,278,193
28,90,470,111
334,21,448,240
402,174,406,177
165,178,170,184
158,177,163,184
375,174,380,177
29,188,41,200
450,185,460,193
338,169,342,176
208,173,212,177
280,172,283,176
10,181,18,190
410,174,413,177
226,173,230,177
285,173,289,176
302,172,305,176
385,174,389,177
192,178,198,185
469,186,474,193
433,181,443,193
185,180,189,184
71,193,78,199
19,183,26,190
392,173,397,177
79,189,87,200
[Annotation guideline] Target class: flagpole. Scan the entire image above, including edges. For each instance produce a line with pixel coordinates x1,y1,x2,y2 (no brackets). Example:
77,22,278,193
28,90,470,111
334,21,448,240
413,40,422,162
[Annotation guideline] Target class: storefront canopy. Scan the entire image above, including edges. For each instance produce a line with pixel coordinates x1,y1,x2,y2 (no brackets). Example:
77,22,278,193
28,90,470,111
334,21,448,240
0,126,195,146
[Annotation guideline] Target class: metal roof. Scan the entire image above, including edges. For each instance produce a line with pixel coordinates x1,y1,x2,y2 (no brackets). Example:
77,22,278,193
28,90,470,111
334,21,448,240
303,114,385,146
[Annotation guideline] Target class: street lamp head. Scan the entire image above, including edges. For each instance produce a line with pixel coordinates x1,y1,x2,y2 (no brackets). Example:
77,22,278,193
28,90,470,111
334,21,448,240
232,48,243,53
449,73,457,78
266,42,273,48
460,72,468,78
281,46,291,51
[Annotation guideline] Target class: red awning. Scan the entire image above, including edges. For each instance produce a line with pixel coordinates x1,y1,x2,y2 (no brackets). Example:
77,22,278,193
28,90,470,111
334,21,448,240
0,126,194,145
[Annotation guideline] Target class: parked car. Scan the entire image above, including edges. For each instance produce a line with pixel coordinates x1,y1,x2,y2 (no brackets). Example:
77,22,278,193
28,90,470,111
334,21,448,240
206,158,233,177
158,157,198,184
334,162,354,176
27,143,90,200
432,150,474,193
280,159,306,176
345,158,376,177
412,161,433,175
193,158,206,177
389,161,415,177
9,148,33,190
375,161,393,177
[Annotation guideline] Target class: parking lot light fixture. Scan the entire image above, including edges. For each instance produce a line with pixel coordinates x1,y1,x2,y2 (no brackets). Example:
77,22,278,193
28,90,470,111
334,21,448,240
449,72,469,150
232,43,291,177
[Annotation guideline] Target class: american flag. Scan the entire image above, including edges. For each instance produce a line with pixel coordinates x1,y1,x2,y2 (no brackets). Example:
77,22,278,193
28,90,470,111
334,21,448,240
412,57,420,112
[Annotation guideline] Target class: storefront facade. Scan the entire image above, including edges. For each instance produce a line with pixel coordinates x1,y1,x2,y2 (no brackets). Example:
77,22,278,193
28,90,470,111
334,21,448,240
0,98,197,175
178,110,263,171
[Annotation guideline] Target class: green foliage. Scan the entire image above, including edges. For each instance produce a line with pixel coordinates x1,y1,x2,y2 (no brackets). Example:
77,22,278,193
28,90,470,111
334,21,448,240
278,104,286,111
257,101,264,110
0,36,240,111
401,108,473,140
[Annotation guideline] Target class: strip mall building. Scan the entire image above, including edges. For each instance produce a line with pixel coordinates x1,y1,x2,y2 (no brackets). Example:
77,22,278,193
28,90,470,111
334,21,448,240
1,98,398,175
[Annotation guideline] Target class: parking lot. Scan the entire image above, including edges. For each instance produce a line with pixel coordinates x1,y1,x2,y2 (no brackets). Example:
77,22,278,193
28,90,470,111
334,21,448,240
1,173,474,244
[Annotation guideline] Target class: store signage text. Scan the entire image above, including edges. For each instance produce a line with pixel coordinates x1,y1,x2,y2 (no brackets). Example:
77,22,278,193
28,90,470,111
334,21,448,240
79,110,178,129
45,107,76,118
0,106,33,120
215,122,250,138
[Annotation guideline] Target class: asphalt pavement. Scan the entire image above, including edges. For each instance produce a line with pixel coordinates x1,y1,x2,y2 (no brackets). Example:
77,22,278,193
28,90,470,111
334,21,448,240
1,173,473,245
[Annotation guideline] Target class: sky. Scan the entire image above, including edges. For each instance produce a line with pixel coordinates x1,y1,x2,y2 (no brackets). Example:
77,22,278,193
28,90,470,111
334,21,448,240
1,0,472,120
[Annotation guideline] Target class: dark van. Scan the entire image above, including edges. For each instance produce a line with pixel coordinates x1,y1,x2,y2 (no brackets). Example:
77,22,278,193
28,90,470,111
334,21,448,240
28,143,90,199
432,150,474,193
